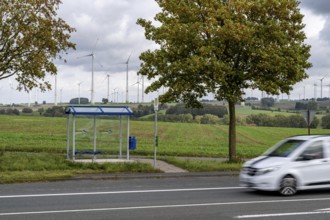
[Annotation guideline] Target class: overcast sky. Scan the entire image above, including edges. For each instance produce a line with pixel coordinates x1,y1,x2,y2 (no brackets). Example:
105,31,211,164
1,0,329,105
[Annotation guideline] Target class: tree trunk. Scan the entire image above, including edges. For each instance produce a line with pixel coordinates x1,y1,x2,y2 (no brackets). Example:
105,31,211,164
228,99,237,161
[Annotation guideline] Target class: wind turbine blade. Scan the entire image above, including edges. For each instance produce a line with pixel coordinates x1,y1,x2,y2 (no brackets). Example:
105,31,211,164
92,38,99,53
126,51,133,64
321,73,328,80
77,54,93,59
103,74,110,81
108,62,126,65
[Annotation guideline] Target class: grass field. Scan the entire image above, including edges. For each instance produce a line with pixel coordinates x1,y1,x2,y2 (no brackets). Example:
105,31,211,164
2,114,327,158
1,113,330,183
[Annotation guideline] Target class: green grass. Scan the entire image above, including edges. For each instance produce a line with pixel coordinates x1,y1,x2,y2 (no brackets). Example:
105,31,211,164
1,114,330,183
0,152,159,183
161,157,243,172
235,105,304,118
1,115,329,158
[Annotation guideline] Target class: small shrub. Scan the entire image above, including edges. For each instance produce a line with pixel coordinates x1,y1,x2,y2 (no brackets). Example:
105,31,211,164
22,108,33,113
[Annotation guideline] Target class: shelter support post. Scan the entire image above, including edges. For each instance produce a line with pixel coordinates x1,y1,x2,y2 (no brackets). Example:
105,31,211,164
119,115,123,159
72,115,76,161
127,116,130,160
93,115,97,161
66,114,70,160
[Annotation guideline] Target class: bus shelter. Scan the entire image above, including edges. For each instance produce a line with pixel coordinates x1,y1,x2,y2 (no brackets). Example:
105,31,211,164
65,106,134,161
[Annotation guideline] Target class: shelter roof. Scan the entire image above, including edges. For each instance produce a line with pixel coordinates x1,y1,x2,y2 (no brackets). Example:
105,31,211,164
65,106,134,116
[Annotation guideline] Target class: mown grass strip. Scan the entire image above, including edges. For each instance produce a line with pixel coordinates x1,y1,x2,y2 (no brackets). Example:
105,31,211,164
0,152,159,184
161,157,243,172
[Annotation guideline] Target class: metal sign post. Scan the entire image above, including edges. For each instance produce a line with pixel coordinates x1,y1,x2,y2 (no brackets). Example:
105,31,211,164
307,110,310,135
153,97,159,168
302,110,316,135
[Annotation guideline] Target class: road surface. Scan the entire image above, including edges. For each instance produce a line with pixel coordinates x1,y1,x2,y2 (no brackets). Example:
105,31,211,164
0,175,330,219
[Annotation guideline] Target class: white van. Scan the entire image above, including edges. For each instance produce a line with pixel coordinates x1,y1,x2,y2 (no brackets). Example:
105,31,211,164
239,135,330,196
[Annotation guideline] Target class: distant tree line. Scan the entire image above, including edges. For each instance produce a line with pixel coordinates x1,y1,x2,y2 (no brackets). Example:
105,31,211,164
131,104,168,118
295,101,318,110
140,113,225,125
251,105,281,112
166,103,228,118
22,108,33,113
246,113,319,128
246,97,259,101
69,97,89,104
316,97,330,101
6,103,330,130
321,114,330,128
261,97,275,107
0,108,20,115
43,106,66,117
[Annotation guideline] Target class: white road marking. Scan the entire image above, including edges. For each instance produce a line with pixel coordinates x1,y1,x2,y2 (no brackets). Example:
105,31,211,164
235,210,330,218
0,187,244,198
1,197,330,216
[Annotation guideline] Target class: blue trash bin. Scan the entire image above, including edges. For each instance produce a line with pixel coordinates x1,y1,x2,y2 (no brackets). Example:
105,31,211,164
129,136,137,150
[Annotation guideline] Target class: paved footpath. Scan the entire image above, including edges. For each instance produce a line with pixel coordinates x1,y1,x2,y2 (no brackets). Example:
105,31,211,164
134,158,188,173
71,157,239,181
74,158,188,173
73,156,235,174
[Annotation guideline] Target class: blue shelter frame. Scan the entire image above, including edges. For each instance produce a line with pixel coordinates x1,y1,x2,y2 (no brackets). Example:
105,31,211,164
65,106,134,161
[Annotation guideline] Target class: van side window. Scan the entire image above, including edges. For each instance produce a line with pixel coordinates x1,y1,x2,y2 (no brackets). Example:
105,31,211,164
298,141,324,160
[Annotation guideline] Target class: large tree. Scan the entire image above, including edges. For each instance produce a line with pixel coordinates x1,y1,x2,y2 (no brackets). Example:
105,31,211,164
0,0,75,91
137,0,311,161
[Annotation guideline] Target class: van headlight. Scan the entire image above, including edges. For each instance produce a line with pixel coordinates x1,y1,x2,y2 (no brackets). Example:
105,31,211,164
256,166,281,175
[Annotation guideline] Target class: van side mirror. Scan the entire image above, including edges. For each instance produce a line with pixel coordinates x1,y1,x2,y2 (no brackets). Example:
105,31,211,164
296,153,314,161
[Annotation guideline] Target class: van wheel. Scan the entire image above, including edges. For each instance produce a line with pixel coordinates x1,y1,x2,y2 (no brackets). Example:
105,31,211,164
279,175,297,196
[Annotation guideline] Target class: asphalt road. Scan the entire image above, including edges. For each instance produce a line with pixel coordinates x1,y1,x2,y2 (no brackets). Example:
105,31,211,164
1,175,330,220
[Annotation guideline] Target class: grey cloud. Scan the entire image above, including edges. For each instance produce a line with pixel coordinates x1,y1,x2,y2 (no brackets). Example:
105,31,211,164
57,0,160,74
320,19,330,44
299,0,330,15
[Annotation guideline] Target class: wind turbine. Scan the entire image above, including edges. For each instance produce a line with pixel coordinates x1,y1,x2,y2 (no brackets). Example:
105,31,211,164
102,73,111,103
77,81,83,104
54,75,58,106
60,88,63,104
314,83,317,100
78,38,99,104
125,52,132,103
106,74,110,103
320,73,328,99
112,88,118,103
131,75,142,103
9,80,15,106
141,75,145,103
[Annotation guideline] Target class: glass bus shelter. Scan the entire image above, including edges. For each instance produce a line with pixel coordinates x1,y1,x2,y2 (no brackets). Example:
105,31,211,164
65,106,134,161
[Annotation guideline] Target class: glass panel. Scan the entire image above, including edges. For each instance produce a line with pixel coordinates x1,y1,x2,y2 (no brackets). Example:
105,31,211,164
298,141,324,160
265,139,305,157
74,107,102,113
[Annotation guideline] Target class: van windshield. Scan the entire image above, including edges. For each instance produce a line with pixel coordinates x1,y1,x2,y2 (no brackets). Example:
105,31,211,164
265,139,305,157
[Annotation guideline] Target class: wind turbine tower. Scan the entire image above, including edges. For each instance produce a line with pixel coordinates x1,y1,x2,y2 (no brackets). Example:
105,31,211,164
77,81,83,104
141,75,145,103
54,75,58,106
320,73,328,99
125,52,132,103
79,38,99,104
106,74,110,102
314,83,317,100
